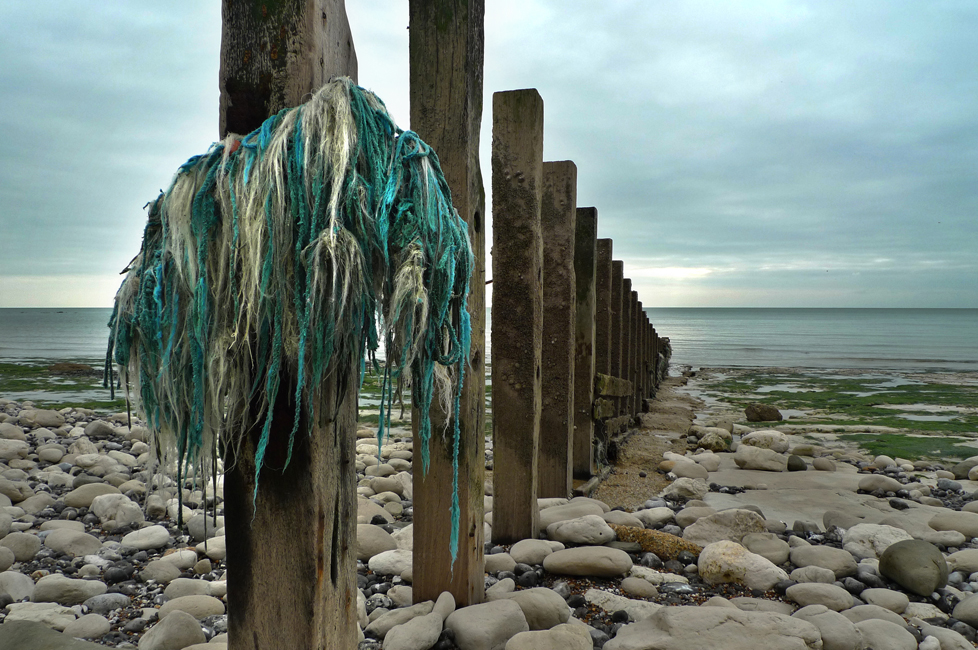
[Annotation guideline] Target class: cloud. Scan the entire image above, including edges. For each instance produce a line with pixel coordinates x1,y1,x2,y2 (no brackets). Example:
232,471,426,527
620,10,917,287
1,1,976,307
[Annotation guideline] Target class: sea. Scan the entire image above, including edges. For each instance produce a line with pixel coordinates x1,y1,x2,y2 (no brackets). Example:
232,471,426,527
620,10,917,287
0,307,976,373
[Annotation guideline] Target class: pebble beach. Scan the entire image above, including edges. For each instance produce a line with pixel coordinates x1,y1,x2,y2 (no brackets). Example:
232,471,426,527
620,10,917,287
0,363,976,649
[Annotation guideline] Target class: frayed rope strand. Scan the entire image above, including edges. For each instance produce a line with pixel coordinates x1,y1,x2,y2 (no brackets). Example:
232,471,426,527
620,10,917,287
107,77,472,567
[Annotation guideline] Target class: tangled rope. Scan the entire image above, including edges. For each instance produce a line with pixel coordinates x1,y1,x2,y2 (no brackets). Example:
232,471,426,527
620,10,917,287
105,78,473,564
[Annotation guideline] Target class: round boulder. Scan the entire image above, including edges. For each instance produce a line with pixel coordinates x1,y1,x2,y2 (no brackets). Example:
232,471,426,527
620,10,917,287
878,539,948,597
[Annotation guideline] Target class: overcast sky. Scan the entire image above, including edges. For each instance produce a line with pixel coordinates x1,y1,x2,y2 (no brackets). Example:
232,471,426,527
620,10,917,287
1,1,975,308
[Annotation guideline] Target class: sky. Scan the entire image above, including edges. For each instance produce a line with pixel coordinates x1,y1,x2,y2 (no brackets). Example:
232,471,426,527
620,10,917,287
1,1,975,308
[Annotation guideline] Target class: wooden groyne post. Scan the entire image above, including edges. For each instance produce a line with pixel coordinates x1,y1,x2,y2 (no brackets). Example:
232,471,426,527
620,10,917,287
538,161,577,498
409,0,486,606
573,208,598,479
491,89,545,543
220,0,360,647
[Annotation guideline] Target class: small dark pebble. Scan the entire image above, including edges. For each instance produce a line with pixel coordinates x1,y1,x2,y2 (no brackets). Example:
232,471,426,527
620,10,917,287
567,594,586,608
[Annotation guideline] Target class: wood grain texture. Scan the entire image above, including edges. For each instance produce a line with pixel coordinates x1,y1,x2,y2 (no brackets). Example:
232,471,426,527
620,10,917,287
408,0,486,607
573,208,597,479
538,161,577,498
220,0,357,137
491,89,545,544
220,1,359,646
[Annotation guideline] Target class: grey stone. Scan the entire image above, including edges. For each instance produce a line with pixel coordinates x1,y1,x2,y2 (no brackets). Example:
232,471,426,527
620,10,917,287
32,574,107,606
368,549,412,576
384,612,443,650
509,539,555,566
603,606,821,650
789,566,837,584
502,587,570,630
841,604,907,626
366,602,434,639
857,475,902,493
157,595,225,620
485,553,517,574
140,559,182,584
43,529,103,557
4,604,78,632
930,511,978,540
0,531,40,562
0,546,13,572
852,619,916,650
791,604,861,650
445,599,529,650
698,540,788,591
83,592,132,614
682,509,766,546
789,545,857,578
878,539,948,597
660,477,709,500
0,570,36,600
63,484,120,509
138,610,206,650
741,532,789,565
433,591,456,621
163,578,212,601
537,502,604,532
542,547,632,577
546,515,615,545
813,457,836,471
0,619,106,649
620,576,658,598
357,524,397,561
733,446,787,472
504,623,593,650
951,593,978,628
186,514,223,542
121,525,171,550
859,588,908,614
63,613,111,639
785,583,854,611
91,493,145,530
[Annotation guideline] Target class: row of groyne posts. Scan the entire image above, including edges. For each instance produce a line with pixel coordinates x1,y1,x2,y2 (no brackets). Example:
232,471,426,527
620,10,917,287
213,0,669,646
489,87,670,548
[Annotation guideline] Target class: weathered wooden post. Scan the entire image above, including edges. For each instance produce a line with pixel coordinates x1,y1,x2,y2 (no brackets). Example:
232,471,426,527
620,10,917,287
409,0,486,606
635,294,645,404
594,240,613,378
621,279,633,415
491,89,545,543
630,290,639,415
538,161,577,498
573,208,597,479
610,262,624,382
219,1,360,647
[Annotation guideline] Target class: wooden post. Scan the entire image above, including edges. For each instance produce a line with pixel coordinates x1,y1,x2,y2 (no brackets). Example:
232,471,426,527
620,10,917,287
635,294,645,404
221,1,359,647
573,209,597,479
594,240,613,378
219,0,357,138
621,279,632,415
630,290,639,416
409,0,486,606
538,161,577,498
610,262,624,382
491,89,545,544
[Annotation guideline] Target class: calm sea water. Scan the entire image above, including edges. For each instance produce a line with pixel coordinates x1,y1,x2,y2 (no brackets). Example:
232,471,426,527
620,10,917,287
645,308,978,372
1,308,975,372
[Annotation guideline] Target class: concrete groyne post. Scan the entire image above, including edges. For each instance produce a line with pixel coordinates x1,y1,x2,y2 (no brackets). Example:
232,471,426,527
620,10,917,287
491,89,545,543
573,208,598,479
538,161,578,498
409,0,486,606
